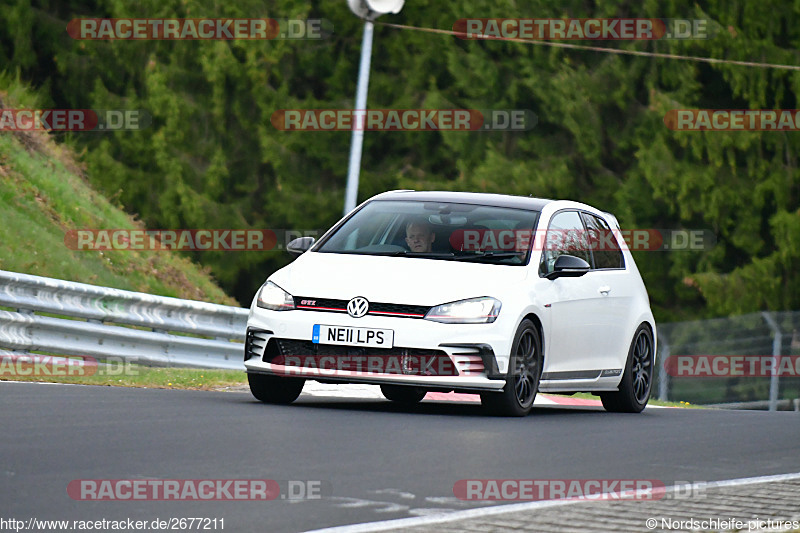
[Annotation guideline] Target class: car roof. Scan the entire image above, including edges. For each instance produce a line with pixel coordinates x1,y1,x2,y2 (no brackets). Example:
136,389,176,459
368,190,555,211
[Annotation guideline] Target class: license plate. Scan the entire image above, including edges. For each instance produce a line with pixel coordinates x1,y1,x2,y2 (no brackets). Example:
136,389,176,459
312,325,394,348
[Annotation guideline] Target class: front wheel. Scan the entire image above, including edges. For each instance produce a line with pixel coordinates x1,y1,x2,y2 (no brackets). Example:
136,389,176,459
248,373,304,404
601,325,654,413
481,319,542,417
380,384,427,404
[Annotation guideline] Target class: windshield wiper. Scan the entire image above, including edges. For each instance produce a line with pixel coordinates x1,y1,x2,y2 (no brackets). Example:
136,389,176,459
457,251,526,260
390,250,456,257
358,250,521,259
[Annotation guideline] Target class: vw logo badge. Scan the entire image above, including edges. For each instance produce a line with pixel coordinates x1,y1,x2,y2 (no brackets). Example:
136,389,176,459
347,296,369,318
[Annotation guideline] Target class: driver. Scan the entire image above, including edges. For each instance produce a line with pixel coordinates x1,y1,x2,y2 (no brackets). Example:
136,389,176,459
405,220,436,253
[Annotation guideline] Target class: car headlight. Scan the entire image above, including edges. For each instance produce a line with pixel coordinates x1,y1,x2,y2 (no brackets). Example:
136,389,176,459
256,281,295,311
424,297,501,324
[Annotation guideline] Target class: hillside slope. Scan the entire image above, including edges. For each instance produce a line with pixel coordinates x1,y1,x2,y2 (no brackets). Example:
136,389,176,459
0,82,237,305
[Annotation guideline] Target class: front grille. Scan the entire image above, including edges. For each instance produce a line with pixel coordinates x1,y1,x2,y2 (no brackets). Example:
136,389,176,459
265,338,457,376
274,339,444,357
293,297,430,319
370,302,430,317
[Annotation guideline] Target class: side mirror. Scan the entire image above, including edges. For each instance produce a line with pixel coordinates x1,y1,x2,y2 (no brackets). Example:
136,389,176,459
287,236,315,257
545,254,591,280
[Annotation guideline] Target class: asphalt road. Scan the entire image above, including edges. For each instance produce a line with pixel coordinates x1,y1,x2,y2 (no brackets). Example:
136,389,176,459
2,381,798,532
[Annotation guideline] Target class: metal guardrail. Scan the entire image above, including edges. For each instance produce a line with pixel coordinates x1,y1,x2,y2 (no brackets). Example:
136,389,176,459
2,269,798,410
0,270,248,370
655,310,800,411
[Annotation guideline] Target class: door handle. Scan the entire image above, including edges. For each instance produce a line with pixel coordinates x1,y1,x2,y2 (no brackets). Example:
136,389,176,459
598,286,611,295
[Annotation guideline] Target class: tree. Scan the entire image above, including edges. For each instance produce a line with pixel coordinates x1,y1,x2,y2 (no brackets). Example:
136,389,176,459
2,0,798,319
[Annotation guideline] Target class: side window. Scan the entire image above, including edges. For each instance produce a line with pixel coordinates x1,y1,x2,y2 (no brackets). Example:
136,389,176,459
539,210,592,275
582,213,625,269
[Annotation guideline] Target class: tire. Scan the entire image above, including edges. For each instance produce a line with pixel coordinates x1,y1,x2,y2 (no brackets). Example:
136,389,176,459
248,373,304,404
380,384,427,404
601,325,654,413
481,319,542,417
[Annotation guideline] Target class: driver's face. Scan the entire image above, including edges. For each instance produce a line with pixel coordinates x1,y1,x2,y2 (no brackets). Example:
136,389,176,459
405,224,435,252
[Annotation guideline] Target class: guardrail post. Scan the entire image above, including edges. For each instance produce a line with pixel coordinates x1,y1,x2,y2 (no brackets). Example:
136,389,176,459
761,312,782,412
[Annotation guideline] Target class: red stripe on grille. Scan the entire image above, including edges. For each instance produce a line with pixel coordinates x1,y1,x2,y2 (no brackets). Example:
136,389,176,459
297,305,346,312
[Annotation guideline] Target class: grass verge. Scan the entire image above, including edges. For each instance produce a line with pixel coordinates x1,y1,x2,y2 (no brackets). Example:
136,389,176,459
1,365,695,406
0,364,246,391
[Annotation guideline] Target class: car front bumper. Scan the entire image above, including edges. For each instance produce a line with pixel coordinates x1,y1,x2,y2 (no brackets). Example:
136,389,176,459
243,307,515,392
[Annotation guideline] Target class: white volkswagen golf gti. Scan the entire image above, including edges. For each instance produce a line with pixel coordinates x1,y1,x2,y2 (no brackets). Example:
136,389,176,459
245,190,656,416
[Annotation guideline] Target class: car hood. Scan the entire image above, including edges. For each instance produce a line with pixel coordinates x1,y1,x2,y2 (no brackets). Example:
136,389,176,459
269,252,530,306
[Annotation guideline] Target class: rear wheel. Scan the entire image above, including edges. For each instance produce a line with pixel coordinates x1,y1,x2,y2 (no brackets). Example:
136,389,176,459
601,325,653,413
248,373,304,404
481,319,542,417
380,384,427,404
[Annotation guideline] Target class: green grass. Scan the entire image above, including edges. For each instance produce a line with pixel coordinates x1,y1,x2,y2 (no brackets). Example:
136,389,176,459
0,76,237,304
0,362,246,390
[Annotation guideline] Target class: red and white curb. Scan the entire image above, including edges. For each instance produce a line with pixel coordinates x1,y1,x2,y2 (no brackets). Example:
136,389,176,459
300,383,670,408
0,379,671,408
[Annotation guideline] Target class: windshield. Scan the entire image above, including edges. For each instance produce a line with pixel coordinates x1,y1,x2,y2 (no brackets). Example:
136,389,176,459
316,199,539,265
